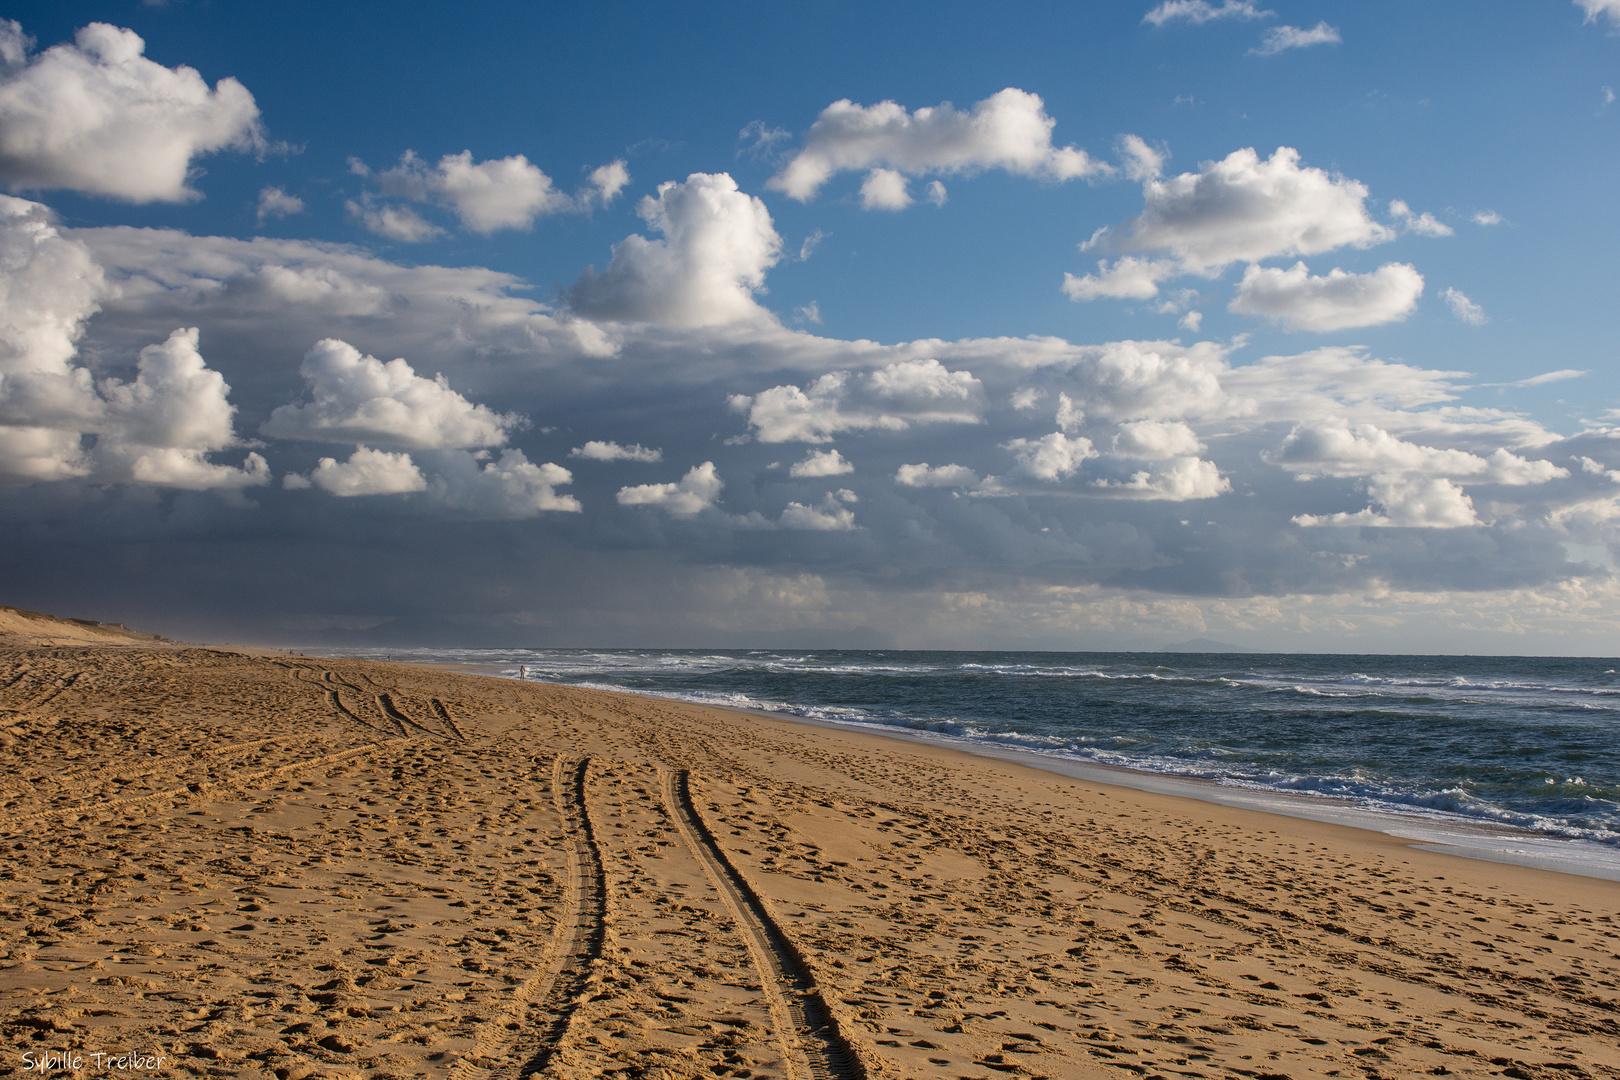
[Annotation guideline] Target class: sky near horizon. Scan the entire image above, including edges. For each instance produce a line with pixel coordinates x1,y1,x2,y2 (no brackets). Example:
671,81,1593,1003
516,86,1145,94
2,0,1620,652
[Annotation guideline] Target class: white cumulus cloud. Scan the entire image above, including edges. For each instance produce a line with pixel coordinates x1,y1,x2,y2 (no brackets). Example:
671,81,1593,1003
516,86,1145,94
1095,456,1230,500
1271,421,1566,528
585,160,630,208
378,150,568,233
617,460,724,518
307,447,426,497
569,173,781,327
0,196,107,382
1295,475,1479,529
262,338,522,449
859,168,911,210
895,462,982,488
1228,261,1424,331
1111,420,1204,459
780,491,858,531
1116,147,1392,276
1271,423,1484,479
0,195,110,479
570,440,661,462
1062,257,1178,301
1055,392,1085,432
430,448,581,516
1070,148,1394,303
789,448,854,477
354,152,629,237
731,359,983,443
0,21,262,203
99,328,237,463
95,326,268,489
0,205,268,489
1006,431,1097,481
1044,339,1231,422
768,88,1109,204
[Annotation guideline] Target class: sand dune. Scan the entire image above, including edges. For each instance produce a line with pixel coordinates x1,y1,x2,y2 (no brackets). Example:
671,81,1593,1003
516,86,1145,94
0,606,168,649
1,642,1617,1079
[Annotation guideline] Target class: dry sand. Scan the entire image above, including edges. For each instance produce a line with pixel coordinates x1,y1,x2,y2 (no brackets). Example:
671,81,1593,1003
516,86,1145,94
0,628,1616,1079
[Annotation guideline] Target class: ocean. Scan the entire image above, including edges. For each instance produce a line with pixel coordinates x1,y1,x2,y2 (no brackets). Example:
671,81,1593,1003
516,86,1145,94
319,647,1620,876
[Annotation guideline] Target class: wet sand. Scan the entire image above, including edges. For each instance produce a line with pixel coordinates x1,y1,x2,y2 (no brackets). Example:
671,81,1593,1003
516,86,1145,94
1,640,1617,1080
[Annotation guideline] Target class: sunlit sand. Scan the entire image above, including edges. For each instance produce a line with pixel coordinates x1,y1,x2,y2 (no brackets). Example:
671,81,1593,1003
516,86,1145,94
2,614,1616,1078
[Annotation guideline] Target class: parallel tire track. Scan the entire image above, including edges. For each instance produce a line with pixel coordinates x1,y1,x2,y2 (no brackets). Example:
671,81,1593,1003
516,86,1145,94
0,664,35,692
451,756,607,1080
660,767,869,1080
325,688,392,737
431,698,469,741
376,692,440,738
0,670,84,716
511,756,609,1077
294,669,445,743
281,667,388,737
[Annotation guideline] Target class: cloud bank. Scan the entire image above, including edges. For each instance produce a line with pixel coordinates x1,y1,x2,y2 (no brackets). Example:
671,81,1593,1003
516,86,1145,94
0,10,1609,655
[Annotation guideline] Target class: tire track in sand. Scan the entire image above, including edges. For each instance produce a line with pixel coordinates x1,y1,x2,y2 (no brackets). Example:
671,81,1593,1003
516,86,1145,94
324,687,393,737
278,667,393,740
297,667,460,743
0,669,84,716
0,662,35,692
376,691,444,739
450,755,607,1080
431,697,469,740
660,766,869,1080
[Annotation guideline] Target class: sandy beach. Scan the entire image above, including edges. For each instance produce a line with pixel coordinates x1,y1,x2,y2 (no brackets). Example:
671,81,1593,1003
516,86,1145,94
1,624,1617,1079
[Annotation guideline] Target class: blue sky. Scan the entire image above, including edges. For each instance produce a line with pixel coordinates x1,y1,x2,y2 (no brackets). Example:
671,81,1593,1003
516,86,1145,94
2,0,1619,651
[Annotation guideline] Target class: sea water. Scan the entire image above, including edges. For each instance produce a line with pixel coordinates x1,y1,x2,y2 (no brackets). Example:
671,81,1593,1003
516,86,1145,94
321,648,1620,875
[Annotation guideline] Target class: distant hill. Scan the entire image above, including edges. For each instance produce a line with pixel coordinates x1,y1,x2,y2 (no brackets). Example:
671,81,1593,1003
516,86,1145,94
1155,637,1261,654
0,605,167,647
293,618,893,650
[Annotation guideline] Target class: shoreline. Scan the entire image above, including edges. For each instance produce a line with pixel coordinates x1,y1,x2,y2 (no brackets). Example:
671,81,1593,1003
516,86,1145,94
438,660,1620,884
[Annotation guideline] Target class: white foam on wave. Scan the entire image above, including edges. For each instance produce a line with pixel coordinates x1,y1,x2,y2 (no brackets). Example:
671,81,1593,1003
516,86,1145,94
667,687,1620,851
327,645,1620,870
